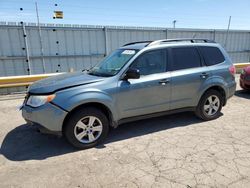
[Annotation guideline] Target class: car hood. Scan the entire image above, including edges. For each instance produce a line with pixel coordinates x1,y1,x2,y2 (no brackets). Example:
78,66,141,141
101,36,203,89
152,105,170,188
28,72,104,94
243,66,250,74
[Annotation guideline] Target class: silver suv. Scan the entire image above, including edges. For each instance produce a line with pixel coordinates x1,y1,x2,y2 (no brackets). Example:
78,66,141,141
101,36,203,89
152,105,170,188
21,39,236,149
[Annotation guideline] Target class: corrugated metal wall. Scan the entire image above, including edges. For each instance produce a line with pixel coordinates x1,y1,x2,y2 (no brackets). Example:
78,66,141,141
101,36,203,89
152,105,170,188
1,22,250,79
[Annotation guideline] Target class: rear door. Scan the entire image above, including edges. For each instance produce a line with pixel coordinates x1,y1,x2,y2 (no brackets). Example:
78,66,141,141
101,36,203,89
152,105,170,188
169,46,211,109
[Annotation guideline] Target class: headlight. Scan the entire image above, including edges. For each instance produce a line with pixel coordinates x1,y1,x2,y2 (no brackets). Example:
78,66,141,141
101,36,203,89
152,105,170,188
26,94,56,107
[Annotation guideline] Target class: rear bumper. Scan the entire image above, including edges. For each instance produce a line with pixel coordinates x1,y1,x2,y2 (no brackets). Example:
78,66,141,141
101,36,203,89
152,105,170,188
226,81,236,99
22,102,68,132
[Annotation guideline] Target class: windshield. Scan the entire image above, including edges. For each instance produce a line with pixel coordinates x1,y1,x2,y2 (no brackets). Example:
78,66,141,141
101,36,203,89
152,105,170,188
89,49,138,77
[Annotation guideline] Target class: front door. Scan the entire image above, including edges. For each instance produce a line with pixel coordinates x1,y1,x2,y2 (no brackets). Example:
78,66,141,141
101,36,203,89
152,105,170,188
117,49,171,119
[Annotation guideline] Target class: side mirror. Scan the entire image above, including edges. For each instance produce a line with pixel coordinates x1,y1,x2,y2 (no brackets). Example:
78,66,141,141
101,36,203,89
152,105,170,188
124,68,140,80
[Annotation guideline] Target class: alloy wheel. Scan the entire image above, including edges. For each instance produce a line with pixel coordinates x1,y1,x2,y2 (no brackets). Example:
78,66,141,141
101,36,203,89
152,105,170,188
203,95,220,116
74,116,103,143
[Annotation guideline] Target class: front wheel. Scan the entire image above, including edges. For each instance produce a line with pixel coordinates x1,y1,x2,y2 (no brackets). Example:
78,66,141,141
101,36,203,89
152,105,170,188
64,107,109,149
195,90,223,121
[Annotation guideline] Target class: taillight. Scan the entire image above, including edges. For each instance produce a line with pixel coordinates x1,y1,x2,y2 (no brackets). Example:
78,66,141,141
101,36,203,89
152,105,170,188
229,65,236,76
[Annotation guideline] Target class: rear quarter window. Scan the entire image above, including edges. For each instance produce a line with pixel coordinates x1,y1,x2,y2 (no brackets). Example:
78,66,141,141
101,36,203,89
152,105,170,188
199,46,225,66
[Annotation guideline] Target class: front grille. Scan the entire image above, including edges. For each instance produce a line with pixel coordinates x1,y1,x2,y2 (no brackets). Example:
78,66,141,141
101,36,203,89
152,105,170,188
245,75,250,81
244,84,250,89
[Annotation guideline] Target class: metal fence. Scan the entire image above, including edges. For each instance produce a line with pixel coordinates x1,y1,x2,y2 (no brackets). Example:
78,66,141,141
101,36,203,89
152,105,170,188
1,21,250,78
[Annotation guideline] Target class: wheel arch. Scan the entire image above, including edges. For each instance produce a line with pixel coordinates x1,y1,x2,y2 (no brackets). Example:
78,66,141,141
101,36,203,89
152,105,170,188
62,102,115,134
200,85,226,106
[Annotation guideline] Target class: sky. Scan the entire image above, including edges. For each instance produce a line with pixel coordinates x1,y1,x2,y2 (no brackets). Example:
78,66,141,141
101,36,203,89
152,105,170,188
0,0,250,30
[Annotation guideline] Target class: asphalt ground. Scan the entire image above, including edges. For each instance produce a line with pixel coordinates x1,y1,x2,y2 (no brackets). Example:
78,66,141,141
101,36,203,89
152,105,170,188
0,75,250,188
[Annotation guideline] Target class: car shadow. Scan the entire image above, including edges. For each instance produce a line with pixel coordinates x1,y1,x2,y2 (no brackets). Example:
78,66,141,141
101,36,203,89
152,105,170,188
0,125,77,161
1,112,203,161
234,90,250,99
105,112,203,145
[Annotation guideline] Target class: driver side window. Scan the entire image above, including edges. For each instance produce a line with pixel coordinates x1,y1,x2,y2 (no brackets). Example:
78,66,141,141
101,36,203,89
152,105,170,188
131,49,167,76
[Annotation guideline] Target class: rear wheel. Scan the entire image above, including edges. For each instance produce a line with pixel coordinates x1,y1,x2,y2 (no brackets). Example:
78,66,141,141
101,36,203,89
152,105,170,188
195,90,223,120
64,107,109,149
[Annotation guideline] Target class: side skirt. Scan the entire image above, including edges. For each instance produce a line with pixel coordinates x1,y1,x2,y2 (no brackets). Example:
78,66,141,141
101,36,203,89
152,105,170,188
117,107,196,125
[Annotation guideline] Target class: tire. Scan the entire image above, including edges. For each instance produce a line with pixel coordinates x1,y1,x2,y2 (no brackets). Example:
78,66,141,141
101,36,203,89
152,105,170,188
195,89,223,121
64,107,109,149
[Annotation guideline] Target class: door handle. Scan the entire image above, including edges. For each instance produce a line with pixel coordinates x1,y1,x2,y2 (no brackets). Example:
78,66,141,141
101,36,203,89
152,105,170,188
200,72,209,79
158,79,170,85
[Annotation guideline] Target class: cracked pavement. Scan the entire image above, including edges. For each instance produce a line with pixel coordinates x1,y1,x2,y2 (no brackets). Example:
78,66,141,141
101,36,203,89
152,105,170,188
0,77,250,188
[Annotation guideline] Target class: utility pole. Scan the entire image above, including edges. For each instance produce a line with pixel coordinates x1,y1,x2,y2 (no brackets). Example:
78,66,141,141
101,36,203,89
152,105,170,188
35,2,46,73
225,16,231,48
172,20,177,29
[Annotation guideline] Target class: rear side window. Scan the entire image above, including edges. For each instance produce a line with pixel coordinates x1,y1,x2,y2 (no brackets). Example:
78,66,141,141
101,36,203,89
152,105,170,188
199,46,225,66
171,47,201,71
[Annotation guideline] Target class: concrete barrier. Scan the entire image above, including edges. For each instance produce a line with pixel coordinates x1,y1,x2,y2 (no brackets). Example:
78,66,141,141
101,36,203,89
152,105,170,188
234,63,250,73
0,73,62,88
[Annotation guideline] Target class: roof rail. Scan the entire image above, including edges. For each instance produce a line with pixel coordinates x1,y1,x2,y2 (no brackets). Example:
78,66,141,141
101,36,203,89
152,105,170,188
123,41,152,46
147,38,216,47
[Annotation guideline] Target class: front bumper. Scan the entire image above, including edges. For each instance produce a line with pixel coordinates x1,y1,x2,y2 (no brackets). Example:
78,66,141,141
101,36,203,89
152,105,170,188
22,102,68,132
240,75,250,90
